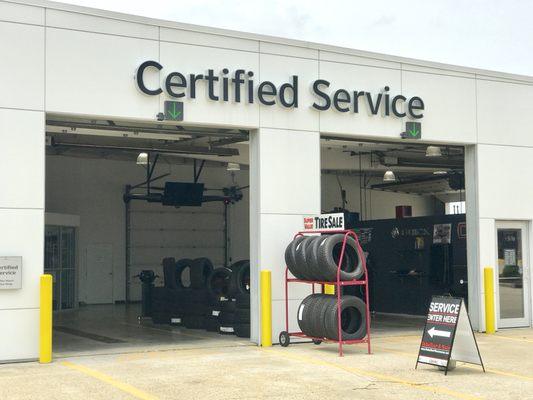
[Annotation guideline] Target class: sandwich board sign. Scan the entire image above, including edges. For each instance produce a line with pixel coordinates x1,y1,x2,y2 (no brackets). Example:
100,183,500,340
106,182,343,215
416,296,484,375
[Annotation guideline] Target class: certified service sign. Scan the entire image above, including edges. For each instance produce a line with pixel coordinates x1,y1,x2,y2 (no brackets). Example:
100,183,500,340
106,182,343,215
0,256,22,289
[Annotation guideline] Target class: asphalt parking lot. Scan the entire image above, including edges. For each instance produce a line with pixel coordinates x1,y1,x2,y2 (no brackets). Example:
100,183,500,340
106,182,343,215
1,327,532,400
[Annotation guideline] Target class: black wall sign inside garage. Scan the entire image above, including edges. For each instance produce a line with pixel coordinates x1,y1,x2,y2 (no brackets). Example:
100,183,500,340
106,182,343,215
416,296,484,375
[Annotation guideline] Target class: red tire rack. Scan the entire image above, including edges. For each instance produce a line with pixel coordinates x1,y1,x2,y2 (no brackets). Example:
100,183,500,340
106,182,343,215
281,229,371,357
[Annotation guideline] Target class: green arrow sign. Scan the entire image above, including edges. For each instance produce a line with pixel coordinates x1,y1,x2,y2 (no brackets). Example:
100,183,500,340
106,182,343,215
405,122,421,139
164,101,184,121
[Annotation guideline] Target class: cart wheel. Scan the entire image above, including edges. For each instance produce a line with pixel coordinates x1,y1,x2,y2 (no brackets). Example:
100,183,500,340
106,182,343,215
279,331,290,347
312,340,322,345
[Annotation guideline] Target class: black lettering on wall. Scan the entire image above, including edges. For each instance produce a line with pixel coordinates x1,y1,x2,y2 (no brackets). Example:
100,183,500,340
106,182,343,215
165,72,186,98
279,75,298,108
136,60,162,95
408,96,425,119
365,92,382,115
312,79,331,110
391,95,407,117
189,73,204,99
333,89,350,112
258,81,277,105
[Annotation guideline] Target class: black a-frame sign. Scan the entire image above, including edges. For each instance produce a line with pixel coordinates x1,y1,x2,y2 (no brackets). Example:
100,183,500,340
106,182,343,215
416,296,485,375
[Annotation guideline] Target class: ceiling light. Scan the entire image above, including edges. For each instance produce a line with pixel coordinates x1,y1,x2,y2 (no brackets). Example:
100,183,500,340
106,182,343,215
136,152,148,165
227,162,240,171
383,170,396,182
433,170,448,175
425,146,442,157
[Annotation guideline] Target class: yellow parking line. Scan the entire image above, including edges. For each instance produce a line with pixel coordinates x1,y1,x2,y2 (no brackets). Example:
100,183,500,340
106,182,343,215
62,361,159,400
262,348,483,400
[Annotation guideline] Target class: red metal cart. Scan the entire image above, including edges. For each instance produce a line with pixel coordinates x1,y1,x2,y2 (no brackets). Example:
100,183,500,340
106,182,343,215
279,229,371,357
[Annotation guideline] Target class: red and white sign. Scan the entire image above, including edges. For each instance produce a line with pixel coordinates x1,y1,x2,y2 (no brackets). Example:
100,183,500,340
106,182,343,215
303,213,345,231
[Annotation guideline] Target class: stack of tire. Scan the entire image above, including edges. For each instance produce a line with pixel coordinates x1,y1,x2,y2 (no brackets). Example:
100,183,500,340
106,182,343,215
282,233,367,343
151,257,251,338
151,257,212,328
205,266,233,332
217,260,251,338
294,293,366,342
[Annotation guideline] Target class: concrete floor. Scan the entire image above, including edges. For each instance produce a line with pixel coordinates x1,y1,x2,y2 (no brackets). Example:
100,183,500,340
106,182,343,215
53,304,252,357
1,328,532,399
51,305,426,358
1,305,531,399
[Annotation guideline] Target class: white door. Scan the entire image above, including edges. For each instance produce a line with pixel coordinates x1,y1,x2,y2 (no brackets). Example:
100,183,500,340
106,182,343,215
495,221,531,328
85,243,114,304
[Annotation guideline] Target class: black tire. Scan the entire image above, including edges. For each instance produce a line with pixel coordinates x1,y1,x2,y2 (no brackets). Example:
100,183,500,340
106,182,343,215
182,301,208,316
323,295,366,341
234,308,250,324
310,294,336,339
230,259,249,270
220,299,237,313
162,257,178,289
204,316,220,332
235,293,250,309
152,312,170,324
218,311,235,325
176,258,195,288
206,267,232,301
297,294,325,337
313,340,322,345
279,331,290,347
228,261,250,296
294,236,316,280
183,315,205,330
234,323,250,338
285,236,306,279
190,258,214,289
219,311,235,334
317,234,364,281
305,235,329,280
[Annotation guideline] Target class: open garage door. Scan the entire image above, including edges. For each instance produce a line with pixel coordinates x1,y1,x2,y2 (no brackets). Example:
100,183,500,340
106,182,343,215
45,115,251,356
320,136,468,335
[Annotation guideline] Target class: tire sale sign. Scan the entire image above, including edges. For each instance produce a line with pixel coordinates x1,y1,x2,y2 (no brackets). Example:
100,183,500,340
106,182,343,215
416,296,485,375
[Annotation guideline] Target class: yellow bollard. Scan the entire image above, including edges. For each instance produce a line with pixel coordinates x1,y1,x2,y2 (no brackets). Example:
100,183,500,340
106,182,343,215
40,274,53,363
324,284,335,295
260,270,272,347
484,267,496,334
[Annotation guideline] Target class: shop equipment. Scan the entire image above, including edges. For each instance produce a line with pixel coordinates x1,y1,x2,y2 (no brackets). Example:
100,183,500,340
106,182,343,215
136,270,158,320
279,229,371,357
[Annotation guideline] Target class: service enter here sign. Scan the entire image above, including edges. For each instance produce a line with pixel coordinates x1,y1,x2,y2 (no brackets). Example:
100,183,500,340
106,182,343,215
417,296,461,367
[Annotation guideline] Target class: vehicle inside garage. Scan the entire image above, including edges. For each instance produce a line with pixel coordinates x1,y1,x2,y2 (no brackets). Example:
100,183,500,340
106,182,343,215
44,115,251,356
320,137,467,333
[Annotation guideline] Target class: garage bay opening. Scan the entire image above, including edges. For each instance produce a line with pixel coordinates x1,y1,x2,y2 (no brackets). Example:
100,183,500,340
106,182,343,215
320,136,467,335
45,115,251,356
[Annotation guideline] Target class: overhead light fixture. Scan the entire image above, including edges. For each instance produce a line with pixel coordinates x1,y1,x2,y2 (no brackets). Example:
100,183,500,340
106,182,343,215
136,152,148,166
227,162,240,171
383,170,396,182
433,170,448,175
425,146,442,157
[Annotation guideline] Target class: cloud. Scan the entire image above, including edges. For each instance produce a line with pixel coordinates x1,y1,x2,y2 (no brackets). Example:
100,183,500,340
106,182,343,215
57,0,533,76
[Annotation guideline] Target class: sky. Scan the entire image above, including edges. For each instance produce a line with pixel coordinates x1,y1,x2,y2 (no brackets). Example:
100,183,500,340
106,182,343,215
60,0,533,76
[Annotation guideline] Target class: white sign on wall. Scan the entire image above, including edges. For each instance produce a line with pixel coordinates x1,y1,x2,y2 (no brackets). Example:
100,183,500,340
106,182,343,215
303,213,345,231
0,257,22,289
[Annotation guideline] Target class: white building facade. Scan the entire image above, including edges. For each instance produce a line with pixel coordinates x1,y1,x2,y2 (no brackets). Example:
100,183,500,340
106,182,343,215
1,0,532,362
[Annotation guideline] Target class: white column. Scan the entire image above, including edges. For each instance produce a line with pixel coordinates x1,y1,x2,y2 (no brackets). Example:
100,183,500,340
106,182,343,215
0,7,45,362
464,145,482,330
249,127,321,343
